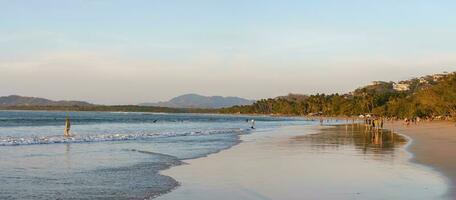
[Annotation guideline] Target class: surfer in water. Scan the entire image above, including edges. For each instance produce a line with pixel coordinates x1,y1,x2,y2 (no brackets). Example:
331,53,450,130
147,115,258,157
64,116,71,137
250,119,255,129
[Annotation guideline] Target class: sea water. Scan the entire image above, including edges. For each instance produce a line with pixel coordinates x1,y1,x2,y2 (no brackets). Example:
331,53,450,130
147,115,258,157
0,111,448,200
0,111,311,199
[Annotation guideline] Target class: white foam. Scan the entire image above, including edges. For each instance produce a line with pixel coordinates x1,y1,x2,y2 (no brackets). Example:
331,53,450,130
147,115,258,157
0,128,248,146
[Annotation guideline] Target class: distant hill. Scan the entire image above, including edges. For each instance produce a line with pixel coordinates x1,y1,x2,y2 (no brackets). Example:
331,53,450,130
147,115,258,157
139,94,254,109
0,95,92,106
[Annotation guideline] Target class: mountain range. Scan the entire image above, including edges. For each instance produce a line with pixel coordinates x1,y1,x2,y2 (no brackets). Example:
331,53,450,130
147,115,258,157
0,95,92,107
139,94,254,109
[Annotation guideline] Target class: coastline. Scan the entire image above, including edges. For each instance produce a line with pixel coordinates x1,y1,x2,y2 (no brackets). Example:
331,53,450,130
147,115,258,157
385,121,456,199
156,124,448,200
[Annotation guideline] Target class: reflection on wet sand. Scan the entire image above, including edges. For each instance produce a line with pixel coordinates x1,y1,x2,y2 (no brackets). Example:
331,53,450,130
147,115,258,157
290,124,407,158
158,125,448,200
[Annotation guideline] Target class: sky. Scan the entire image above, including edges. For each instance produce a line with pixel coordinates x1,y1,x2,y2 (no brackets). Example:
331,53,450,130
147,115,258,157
1,0,456,105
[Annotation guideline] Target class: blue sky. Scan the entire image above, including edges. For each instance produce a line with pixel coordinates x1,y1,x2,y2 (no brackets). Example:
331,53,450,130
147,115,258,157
1,0,456,104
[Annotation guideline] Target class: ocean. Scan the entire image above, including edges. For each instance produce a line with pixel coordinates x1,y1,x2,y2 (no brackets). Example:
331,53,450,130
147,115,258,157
0,110,310,199
0,111,448,200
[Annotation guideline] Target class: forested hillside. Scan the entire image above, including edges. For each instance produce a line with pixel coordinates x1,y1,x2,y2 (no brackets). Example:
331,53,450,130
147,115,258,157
220,72,456,119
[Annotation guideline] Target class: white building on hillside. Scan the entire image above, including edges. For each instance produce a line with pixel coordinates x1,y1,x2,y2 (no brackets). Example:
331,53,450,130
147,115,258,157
393,83,410,91
370,81,386,85
432,74,445,81
419,77,428,84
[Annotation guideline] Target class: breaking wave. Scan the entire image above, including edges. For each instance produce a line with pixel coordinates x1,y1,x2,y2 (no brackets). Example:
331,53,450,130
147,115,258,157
0,128,249,146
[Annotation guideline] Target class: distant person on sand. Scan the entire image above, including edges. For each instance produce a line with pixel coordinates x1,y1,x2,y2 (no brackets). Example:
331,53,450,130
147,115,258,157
405,118,410,126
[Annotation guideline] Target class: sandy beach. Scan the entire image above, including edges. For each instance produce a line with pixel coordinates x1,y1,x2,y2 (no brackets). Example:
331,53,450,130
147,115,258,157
156,124,448,200
386,121,456,199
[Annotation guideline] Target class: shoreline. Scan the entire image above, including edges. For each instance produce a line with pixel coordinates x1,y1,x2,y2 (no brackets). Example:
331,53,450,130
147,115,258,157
156,124,448,200
385,121,456,199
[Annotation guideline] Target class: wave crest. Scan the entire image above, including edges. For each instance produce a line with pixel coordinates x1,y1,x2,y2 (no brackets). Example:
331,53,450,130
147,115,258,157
0,128,248,146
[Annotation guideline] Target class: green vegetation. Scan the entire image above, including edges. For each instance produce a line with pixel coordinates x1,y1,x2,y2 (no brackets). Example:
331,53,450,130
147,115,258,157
220,72,456,119
2,72,454,120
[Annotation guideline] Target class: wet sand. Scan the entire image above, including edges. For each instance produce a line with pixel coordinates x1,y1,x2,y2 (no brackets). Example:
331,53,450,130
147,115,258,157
386,121,456,199
156,125,448,200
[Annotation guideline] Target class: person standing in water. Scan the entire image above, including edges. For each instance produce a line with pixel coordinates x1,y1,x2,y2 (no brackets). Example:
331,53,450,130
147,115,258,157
64,116,71,137
250,119,255,129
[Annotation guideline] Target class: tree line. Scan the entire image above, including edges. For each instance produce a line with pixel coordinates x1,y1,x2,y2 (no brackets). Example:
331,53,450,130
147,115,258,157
220,72,456,119
2,72,454,120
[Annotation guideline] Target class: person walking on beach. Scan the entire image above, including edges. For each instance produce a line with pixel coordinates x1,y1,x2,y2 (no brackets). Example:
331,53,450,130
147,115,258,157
250,119,255,129
405,118,410,126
